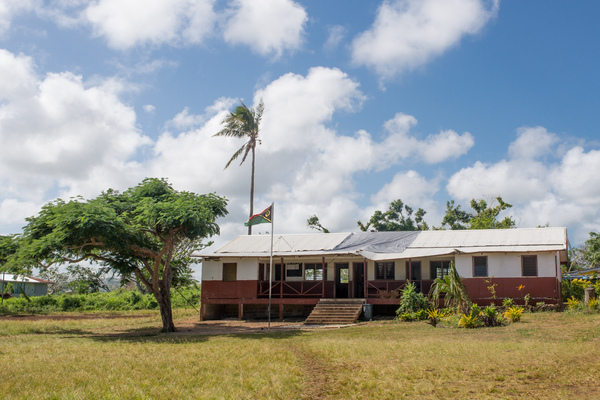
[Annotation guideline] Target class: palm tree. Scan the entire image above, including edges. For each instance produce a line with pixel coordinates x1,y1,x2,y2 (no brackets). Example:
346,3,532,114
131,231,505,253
214,99,264,235
429,261,471,313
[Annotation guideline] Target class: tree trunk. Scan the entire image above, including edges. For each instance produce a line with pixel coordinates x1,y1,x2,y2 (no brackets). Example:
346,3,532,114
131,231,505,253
248,145,255,235
156,286,176,332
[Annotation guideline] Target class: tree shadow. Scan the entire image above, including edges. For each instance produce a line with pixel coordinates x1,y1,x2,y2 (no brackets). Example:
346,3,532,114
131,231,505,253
84,323,308,344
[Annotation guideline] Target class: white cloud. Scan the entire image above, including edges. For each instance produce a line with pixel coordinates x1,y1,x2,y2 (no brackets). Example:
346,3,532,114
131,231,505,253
143,104,156,113
0,49,150,205
351,0,499,79
223,0,307,57
0,0,38,36
376,113,474,167
447,127,600,243
324,25,346,51
84,0,216,50
508,126,558,160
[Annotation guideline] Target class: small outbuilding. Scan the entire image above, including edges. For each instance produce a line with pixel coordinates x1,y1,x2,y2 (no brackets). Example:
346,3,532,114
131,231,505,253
0,274,52,298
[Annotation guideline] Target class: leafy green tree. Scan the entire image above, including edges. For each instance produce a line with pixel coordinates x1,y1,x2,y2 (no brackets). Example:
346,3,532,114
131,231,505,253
441,197,515,230
0,235,19,270
358,199,429,232
214,99,264,235
307,214,330,233
7,178,227,332
573,232,600,269
429,261,471,313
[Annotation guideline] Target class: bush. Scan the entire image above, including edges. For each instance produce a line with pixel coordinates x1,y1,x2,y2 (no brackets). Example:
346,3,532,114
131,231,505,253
0,286,200,314
562,278,595,302
396,282,429,315
504,306,524,322
458,310,481,329
502,298,514,308
480,305,504,327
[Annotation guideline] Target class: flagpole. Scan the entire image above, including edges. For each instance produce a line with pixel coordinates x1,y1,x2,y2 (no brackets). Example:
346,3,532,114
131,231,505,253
268,202,274,332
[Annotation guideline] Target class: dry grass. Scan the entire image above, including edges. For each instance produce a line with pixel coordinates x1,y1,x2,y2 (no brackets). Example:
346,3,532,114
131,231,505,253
0,310,599,399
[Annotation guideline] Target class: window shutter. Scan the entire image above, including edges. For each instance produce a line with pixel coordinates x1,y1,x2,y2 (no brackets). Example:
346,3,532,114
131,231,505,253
522,255,538,276
473,256,488,277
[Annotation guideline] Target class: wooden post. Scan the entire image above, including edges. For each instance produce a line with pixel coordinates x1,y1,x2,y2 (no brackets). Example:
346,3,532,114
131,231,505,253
322,257,326,298
238,303,243,320
280,257,284,298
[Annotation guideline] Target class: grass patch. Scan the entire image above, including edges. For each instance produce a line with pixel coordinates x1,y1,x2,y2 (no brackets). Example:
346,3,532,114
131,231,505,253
0,311,599,399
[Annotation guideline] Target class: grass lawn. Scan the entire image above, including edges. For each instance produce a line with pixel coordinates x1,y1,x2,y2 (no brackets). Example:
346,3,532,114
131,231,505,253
0,310,599,399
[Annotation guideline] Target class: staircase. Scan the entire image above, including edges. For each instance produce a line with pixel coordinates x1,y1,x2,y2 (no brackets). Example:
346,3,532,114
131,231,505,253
304,299,366,325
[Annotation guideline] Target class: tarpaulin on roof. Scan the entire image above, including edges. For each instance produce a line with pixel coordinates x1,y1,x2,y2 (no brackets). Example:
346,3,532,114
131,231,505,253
331,231,420,254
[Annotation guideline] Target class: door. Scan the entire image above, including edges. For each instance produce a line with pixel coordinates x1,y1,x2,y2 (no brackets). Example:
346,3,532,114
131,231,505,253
406,261,422,292
335,263,349,298
353,262,365,298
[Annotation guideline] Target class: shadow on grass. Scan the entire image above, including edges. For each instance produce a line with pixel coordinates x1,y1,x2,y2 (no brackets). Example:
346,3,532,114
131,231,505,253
84,325,307,344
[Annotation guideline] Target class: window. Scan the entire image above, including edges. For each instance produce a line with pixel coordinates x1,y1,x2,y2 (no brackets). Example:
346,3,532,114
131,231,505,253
286,263,302,278
405,261,421,280
375,261,395,280
522,255,538,276
430,261,451,280
304,263,324,280
223,263,237,281
473,256,488,277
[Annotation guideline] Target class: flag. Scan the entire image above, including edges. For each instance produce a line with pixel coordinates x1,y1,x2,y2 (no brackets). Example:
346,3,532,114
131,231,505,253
245,205,273,226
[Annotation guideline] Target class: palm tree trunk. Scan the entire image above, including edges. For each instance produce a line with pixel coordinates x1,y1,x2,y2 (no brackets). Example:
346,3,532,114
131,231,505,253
248,145,255,235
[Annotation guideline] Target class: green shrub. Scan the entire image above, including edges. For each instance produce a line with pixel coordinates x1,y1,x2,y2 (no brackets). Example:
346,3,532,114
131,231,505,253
0,286,199,314
502,298,514,308
396,282,429,316
480,305,504,327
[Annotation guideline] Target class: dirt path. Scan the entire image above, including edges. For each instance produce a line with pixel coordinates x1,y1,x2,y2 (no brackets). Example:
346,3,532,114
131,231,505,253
290,344,336,400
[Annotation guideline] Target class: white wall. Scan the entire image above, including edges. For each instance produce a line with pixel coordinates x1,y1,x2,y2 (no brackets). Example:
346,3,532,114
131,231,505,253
202,258,259,281
455,252,557,278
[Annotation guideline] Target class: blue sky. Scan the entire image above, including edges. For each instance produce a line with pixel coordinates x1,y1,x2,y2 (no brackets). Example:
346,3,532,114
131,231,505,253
1,0,599,250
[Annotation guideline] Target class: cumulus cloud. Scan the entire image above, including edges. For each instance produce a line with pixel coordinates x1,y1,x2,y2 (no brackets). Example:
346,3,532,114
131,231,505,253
83,0,216,50
0,49,150,222
447,126,600,243
376,113,474,166
351,0,499,79
223,0,307,57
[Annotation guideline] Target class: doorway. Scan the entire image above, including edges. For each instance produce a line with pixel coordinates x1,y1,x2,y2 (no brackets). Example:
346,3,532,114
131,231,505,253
353,262,365,298
335,263,349,298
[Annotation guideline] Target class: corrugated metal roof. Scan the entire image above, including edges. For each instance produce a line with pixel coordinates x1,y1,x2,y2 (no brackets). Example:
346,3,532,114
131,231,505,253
201,227,568,260
408,227,566,249
213,233,350,254
0,275,51,284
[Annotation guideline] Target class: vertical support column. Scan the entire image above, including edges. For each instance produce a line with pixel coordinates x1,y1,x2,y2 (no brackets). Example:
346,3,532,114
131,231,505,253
408,259,413,281
322,257,326,298
364,259,368,298
280,257,284,298
238,303,243,320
